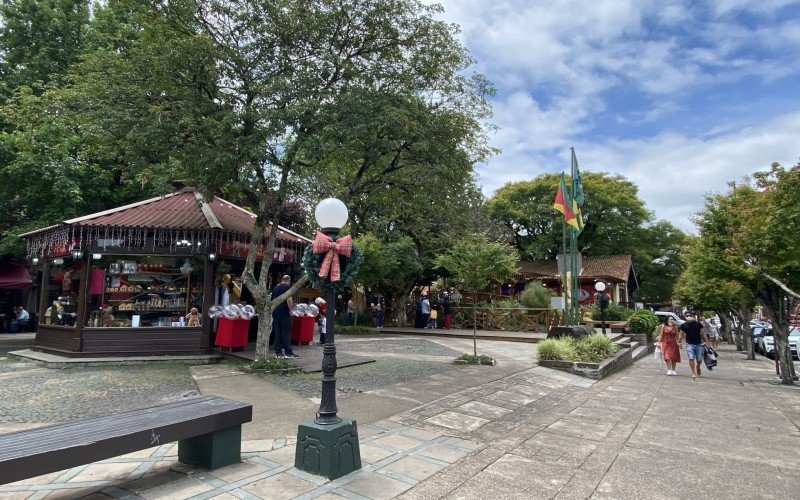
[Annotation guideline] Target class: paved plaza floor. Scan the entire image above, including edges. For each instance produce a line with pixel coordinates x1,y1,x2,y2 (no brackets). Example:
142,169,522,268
1,335,799,499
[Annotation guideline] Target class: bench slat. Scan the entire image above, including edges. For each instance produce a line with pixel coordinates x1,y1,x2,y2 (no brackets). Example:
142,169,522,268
0,396,252,484
0,396,239,450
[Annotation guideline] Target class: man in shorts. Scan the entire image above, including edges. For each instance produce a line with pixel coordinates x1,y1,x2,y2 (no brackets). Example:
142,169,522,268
679,312,708,380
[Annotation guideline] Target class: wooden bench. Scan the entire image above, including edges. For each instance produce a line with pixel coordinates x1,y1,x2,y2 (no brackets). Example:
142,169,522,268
0,395,252,485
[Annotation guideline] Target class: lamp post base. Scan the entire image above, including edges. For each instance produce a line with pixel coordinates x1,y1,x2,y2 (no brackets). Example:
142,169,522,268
294,418,362,480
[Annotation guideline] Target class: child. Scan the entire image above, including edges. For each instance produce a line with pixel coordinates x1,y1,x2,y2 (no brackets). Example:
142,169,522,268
428,307,438,329
315,297,327,344
185,307,201,327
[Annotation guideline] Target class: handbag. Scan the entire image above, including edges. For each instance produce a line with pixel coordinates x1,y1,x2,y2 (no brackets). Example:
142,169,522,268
654,345,663,362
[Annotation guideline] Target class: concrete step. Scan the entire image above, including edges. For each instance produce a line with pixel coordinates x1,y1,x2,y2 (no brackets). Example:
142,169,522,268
631,345,649,361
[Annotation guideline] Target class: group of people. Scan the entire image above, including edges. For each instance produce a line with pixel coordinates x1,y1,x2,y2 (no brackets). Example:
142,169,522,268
657,312,719,381
414,295,453,329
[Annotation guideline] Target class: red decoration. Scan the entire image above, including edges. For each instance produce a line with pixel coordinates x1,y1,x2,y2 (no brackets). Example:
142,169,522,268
311,232,352,282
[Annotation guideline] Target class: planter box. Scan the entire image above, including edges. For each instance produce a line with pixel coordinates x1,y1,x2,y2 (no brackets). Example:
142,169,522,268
538,346,634,380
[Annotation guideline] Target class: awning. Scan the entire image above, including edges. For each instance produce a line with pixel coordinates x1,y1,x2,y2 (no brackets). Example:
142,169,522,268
0,265,32,290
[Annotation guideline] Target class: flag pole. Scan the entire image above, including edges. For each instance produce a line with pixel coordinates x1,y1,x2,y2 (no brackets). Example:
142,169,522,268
561,213,569,325
569,148,580,325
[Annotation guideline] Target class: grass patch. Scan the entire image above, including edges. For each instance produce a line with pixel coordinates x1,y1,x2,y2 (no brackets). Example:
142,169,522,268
456,353,495,365
250,358,296,370
336,325,379,335
537,334,620,363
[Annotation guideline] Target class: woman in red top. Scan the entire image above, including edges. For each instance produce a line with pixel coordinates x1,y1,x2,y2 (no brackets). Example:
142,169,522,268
658,316,682,376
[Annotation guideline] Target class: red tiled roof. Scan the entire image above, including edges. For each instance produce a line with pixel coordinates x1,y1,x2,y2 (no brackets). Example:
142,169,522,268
518,255,633,283
21,189,310,243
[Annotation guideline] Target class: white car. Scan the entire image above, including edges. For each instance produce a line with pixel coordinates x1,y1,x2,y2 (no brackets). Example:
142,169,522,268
758,327,800,359
655,311,685,326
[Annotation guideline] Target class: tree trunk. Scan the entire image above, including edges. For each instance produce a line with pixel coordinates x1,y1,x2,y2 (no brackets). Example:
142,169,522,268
739,294,755,360
472,308,477,356
719,312,733,345
393,296,408,327
254,304,274,361
758,286,796,385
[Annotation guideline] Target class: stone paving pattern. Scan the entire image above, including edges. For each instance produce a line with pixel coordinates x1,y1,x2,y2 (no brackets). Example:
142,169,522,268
3,335,800,499
0,362,197,425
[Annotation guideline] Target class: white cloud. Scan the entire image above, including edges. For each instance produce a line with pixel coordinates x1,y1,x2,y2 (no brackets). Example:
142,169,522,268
428,1,800,233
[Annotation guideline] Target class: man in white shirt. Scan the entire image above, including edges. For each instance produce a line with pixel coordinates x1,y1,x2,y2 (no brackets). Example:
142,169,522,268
10,306,29,332
421,296,431,328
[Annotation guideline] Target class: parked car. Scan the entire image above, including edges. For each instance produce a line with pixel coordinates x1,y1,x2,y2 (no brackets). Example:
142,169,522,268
757,327,800,359
655,311,685,326
751,326,769,353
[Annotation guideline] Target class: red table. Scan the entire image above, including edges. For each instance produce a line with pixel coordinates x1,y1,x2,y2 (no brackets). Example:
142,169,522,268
291,316,315,345
215,318,251,349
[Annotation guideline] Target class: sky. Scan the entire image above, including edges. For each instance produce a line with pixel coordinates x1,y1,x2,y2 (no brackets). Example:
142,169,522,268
431,0,800,232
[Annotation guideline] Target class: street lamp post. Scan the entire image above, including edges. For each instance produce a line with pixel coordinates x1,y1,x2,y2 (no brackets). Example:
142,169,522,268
295,198,361,480
595,282,609,334
313,198,348,425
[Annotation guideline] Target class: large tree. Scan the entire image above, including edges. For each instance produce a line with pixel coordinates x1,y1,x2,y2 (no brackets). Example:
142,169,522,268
64,0,491,361
683,165,800,384
486,172,685,303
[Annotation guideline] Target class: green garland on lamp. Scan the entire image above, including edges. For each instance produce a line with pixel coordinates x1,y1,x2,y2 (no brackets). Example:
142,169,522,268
301,243,363,292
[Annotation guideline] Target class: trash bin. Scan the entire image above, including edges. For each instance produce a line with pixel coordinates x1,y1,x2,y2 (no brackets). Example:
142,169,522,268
291,316,315,345
215,317,250,349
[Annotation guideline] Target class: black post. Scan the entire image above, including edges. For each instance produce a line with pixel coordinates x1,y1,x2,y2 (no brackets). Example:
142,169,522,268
601,306,607,334
316,229,341,425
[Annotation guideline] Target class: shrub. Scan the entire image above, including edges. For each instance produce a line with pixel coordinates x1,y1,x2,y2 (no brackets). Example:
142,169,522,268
537,334,619,362
627,310,660,340
456,353,495,364
493,298,523,309
336,325,378,335
336,313,372,327
537,337,578,361
575,333,620,362
590,303,632,321
520,281,554,308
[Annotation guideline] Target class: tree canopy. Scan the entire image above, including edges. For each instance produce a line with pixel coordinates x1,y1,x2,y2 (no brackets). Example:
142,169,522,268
486,172,686,303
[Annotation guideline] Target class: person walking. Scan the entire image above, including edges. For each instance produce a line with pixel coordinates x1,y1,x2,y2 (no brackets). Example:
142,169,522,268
271,275,298,359
374,300,383,329
657,316,681,376
708,318,720,349
679,312,708,381
347,298,355,325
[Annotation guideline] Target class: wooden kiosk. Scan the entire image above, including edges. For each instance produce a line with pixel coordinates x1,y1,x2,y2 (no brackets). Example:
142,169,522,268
21,189,309,357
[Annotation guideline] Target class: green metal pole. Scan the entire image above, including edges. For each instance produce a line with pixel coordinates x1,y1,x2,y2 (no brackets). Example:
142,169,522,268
561,217,569,325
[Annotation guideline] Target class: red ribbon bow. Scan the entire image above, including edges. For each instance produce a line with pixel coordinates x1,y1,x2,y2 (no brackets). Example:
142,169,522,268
311,232,353,282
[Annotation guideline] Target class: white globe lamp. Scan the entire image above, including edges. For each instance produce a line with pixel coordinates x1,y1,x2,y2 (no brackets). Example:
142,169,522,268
594,282,606,292
315,198,349,230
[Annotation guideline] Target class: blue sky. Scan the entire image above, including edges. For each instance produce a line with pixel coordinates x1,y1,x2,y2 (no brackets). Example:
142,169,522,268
432,0,800,232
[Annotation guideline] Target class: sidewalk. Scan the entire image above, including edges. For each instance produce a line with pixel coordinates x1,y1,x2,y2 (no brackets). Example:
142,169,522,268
4,343,800,499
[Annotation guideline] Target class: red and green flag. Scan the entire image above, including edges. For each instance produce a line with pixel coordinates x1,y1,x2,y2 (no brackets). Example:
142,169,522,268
554,175,580,230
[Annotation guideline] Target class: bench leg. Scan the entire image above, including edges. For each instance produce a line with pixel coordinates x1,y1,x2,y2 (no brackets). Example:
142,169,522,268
178,425,242,470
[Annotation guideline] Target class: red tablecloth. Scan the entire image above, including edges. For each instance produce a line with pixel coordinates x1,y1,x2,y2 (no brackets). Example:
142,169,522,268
291,316,315,345
215,318,250,348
